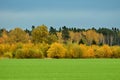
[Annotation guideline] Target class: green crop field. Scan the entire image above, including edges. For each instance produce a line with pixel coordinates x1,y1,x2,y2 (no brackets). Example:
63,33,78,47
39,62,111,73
0,59,120,80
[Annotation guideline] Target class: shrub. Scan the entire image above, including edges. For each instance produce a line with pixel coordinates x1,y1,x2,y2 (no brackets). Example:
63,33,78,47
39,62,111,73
3,52,13,58
95,47,105,58
36,43,49,58
80,44,88,58
102,45,113,58
14,49,23,58
65,43,82,58
0,44,11,56
47,43,66,58
95,45,113,58
111,46,120,58
27,48,43,58
0,44,4,56
14,48,43,58
85,48,95,58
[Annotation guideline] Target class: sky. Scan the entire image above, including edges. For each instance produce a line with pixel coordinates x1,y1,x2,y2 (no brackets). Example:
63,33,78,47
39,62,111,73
0,0,120,30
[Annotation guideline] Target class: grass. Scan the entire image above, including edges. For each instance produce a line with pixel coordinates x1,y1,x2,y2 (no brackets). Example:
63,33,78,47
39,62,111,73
0,59,120,80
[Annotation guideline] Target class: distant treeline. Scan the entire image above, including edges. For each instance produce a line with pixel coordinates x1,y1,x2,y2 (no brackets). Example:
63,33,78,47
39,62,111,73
0,25,120,46
0,25,120,59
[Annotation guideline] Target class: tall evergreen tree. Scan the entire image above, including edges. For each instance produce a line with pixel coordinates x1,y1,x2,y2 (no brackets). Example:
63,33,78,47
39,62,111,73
49,27,57,35
62,26,70,43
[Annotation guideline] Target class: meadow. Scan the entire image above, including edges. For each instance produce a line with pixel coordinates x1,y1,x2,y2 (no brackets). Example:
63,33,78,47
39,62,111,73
0,59,120,80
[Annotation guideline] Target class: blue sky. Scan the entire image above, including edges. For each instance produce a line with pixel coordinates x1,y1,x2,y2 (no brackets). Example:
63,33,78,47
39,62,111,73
0,0,120,30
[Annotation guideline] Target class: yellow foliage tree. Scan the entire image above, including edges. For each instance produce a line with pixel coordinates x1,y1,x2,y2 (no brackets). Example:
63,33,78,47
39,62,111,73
111,46,120,58
65,43,82,58
47,34,58,44
95,45,113,58
84,30,102,45
32,25,49,43
80,44,88,58
102,45,113,57
85,48,95,58
8,28,29,43
47,43,66,58
1,30,8,43
69,31,81,43
57,32,63,43
80,44,95,58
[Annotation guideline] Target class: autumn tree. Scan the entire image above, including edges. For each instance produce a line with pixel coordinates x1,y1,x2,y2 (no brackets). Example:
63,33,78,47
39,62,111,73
84,30,102,45
0,29,8,43
31,25,49,43
111,46,120,58
85,48,95,58
65,43,82,58
8,27,29,43
47,34,58,44
80,44,88,58
47,43,66,58
69,31,81,43
57,32,63,43
95,45,113,58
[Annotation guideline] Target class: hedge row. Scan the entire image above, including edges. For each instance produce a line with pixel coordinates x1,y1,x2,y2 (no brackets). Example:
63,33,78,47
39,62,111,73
0,43,120,59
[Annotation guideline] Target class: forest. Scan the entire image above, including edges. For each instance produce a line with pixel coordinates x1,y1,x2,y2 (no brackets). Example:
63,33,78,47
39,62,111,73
0,25,120,58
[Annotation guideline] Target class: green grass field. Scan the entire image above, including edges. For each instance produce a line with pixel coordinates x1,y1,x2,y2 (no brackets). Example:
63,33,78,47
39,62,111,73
0,59,120,80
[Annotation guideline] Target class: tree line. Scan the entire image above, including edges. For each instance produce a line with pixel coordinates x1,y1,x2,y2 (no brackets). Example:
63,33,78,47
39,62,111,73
0,25,120,46
0,25,120,59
